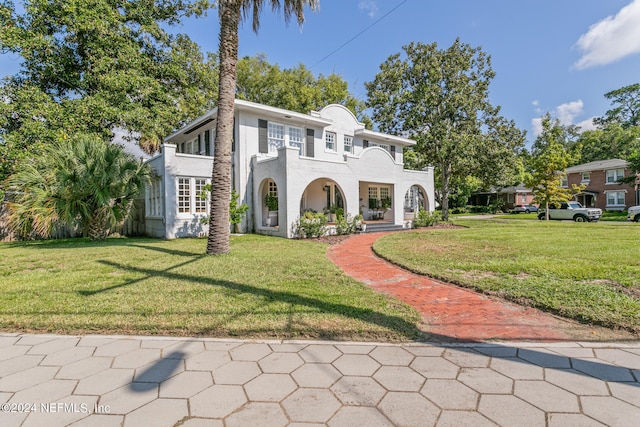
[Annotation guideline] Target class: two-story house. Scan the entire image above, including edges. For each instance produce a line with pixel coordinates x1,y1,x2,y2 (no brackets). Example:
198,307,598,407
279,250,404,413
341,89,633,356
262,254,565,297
144,99,435,239
564,159,634,211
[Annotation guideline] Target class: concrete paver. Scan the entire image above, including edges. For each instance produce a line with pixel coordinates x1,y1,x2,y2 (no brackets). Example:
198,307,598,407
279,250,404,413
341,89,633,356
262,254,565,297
0,333,638,426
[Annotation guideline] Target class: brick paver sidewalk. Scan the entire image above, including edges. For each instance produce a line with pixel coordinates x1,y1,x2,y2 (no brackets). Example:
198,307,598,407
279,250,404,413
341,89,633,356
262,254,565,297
327,232,624,342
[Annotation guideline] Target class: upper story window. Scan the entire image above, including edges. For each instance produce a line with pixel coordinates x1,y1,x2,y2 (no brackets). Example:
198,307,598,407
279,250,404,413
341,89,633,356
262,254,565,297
581,172,590,183
268,122,285,153
560,175,568,187
343,135,353,154
177,132,211,156
325,132,336,151
369,142,390,152
288,126,304,154
265,122,304,155
606,168,624,184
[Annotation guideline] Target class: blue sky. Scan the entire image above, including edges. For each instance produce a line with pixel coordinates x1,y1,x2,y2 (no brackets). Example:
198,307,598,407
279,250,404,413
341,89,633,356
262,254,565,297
3,0,640,144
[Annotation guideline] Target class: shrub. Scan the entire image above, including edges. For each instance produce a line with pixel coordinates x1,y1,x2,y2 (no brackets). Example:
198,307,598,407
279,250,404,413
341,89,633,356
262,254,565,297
450,206,468,214
294,211,328,238
335,213,359,235
413,208,442,228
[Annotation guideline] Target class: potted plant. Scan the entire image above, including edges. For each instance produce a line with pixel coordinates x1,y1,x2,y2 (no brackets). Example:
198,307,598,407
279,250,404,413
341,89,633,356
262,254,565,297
264,193,278,226
327,204,338,222
381,196,392,210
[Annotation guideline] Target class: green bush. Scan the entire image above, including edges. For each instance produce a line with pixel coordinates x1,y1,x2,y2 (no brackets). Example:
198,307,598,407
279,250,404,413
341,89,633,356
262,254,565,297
450,206,468,214
294,212,328,238
335,214,359,235
413,208,442,228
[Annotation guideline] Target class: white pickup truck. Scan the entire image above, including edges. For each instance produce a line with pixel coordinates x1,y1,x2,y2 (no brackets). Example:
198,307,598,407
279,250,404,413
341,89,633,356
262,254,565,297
628,206,640,222
537,201,602,222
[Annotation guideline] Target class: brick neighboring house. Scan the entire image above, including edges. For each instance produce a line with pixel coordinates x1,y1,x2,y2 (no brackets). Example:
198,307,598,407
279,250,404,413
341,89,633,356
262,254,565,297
564,159,635,211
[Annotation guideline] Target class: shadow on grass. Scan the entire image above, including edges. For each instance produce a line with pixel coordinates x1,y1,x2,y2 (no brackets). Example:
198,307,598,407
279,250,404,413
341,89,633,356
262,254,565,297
87,259,421,340
0,236,167,250
78,257,204,296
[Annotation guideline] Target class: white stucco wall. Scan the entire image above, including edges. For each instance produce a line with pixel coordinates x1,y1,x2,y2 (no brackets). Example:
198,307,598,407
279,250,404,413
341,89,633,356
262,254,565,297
149,101,433,239
252,145,433,238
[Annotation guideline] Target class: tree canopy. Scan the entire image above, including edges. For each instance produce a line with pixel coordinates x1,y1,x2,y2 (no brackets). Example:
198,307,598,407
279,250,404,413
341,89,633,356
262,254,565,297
573,83,640,165
594,83,640,128
0,0,217,182
236,53,369,126
365,39,524,219
525,114,583,218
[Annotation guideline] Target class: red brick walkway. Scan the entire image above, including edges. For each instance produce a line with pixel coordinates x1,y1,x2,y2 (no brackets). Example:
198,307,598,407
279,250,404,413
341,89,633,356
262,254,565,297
327,232,577,342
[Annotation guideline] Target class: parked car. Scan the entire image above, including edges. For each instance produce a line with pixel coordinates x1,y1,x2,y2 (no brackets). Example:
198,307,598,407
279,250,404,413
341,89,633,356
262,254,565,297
512,204,538,213
628,206,640,222
538,202,601,222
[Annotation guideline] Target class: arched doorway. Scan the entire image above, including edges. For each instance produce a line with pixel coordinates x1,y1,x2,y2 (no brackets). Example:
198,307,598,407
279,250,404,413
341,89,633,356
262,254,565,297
259,178,279,227
299,178,346,221
404,185,428,219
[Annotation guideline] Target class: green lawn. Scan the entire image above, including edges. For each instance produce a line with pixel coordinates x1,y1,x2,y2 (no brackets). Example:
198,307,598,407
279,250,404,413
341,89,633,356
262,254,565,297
374,219,640,333
0,235,421,341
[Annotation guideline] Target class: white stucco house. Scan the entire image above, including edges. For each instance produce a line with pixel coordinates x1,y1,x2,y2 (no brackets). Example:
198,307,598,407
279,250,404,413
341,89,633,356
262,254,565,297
144,99,435,239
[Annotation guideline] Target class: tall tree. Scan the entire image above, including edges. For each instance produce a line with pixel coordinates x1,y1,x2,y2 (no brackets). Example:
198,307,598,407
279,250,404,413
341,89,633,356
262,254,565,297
365,39,524,220
207,0,318,255
525,114,582,219
0,0,216,183
575,124,640,164
594,83,640,128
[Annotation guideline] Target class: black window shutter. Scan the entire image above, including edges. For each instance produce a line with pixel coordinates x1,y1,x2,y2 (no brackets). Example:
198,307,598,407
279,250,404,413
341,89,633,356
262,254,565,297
204,130,211,156
390,145,396,160
306,128,315,157
363,139,369,148
258,119,268,153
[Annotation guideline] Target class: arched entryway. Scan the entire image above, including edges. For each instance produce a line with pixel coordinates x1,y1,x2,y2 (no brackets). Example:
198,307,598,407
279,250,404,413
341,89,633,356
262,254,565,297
404,185,428,219
299,178,346,221
259,178,279,227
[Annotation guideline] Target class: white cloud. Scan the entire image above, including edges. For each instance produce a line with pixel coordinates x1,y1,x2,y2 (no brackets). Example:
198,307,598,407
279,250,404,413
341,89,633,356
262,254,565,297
358,1,379,18
531,117,543,138
531,100,596,137
575,117,597,132
574,0,640,69
555,100,584,125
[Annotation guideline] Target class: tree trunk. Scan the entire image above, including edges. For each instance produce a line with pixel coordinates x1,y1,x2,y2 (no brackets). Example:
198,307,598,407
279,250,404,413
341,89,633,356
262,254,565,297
88,208,109,241
207,1,240,255
440,161,451,221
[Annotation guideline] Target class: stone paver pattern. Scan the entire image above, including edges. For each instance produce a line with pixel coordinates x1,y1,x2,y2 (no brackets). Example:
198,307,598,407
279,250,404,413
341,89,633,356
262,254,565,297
1,333,639,426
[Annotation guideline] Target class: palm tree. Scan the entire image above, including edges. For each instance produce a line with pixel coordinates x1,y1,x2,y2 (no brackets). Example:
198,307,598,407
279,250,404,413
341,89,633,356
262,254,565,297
6,136,150,240
207,0,319,255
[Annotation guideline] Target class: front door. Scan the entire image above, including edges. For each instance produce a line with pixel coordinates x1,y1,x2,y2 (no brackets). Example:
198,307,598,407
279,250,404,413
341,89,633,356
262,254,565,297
367,185,392,221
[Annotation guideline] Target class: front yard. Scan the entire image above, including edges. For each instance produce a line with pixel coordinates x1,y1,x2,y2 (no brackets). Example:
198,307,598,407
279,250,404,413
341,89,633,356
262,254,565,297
374,219,640,333
0,235,421,341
